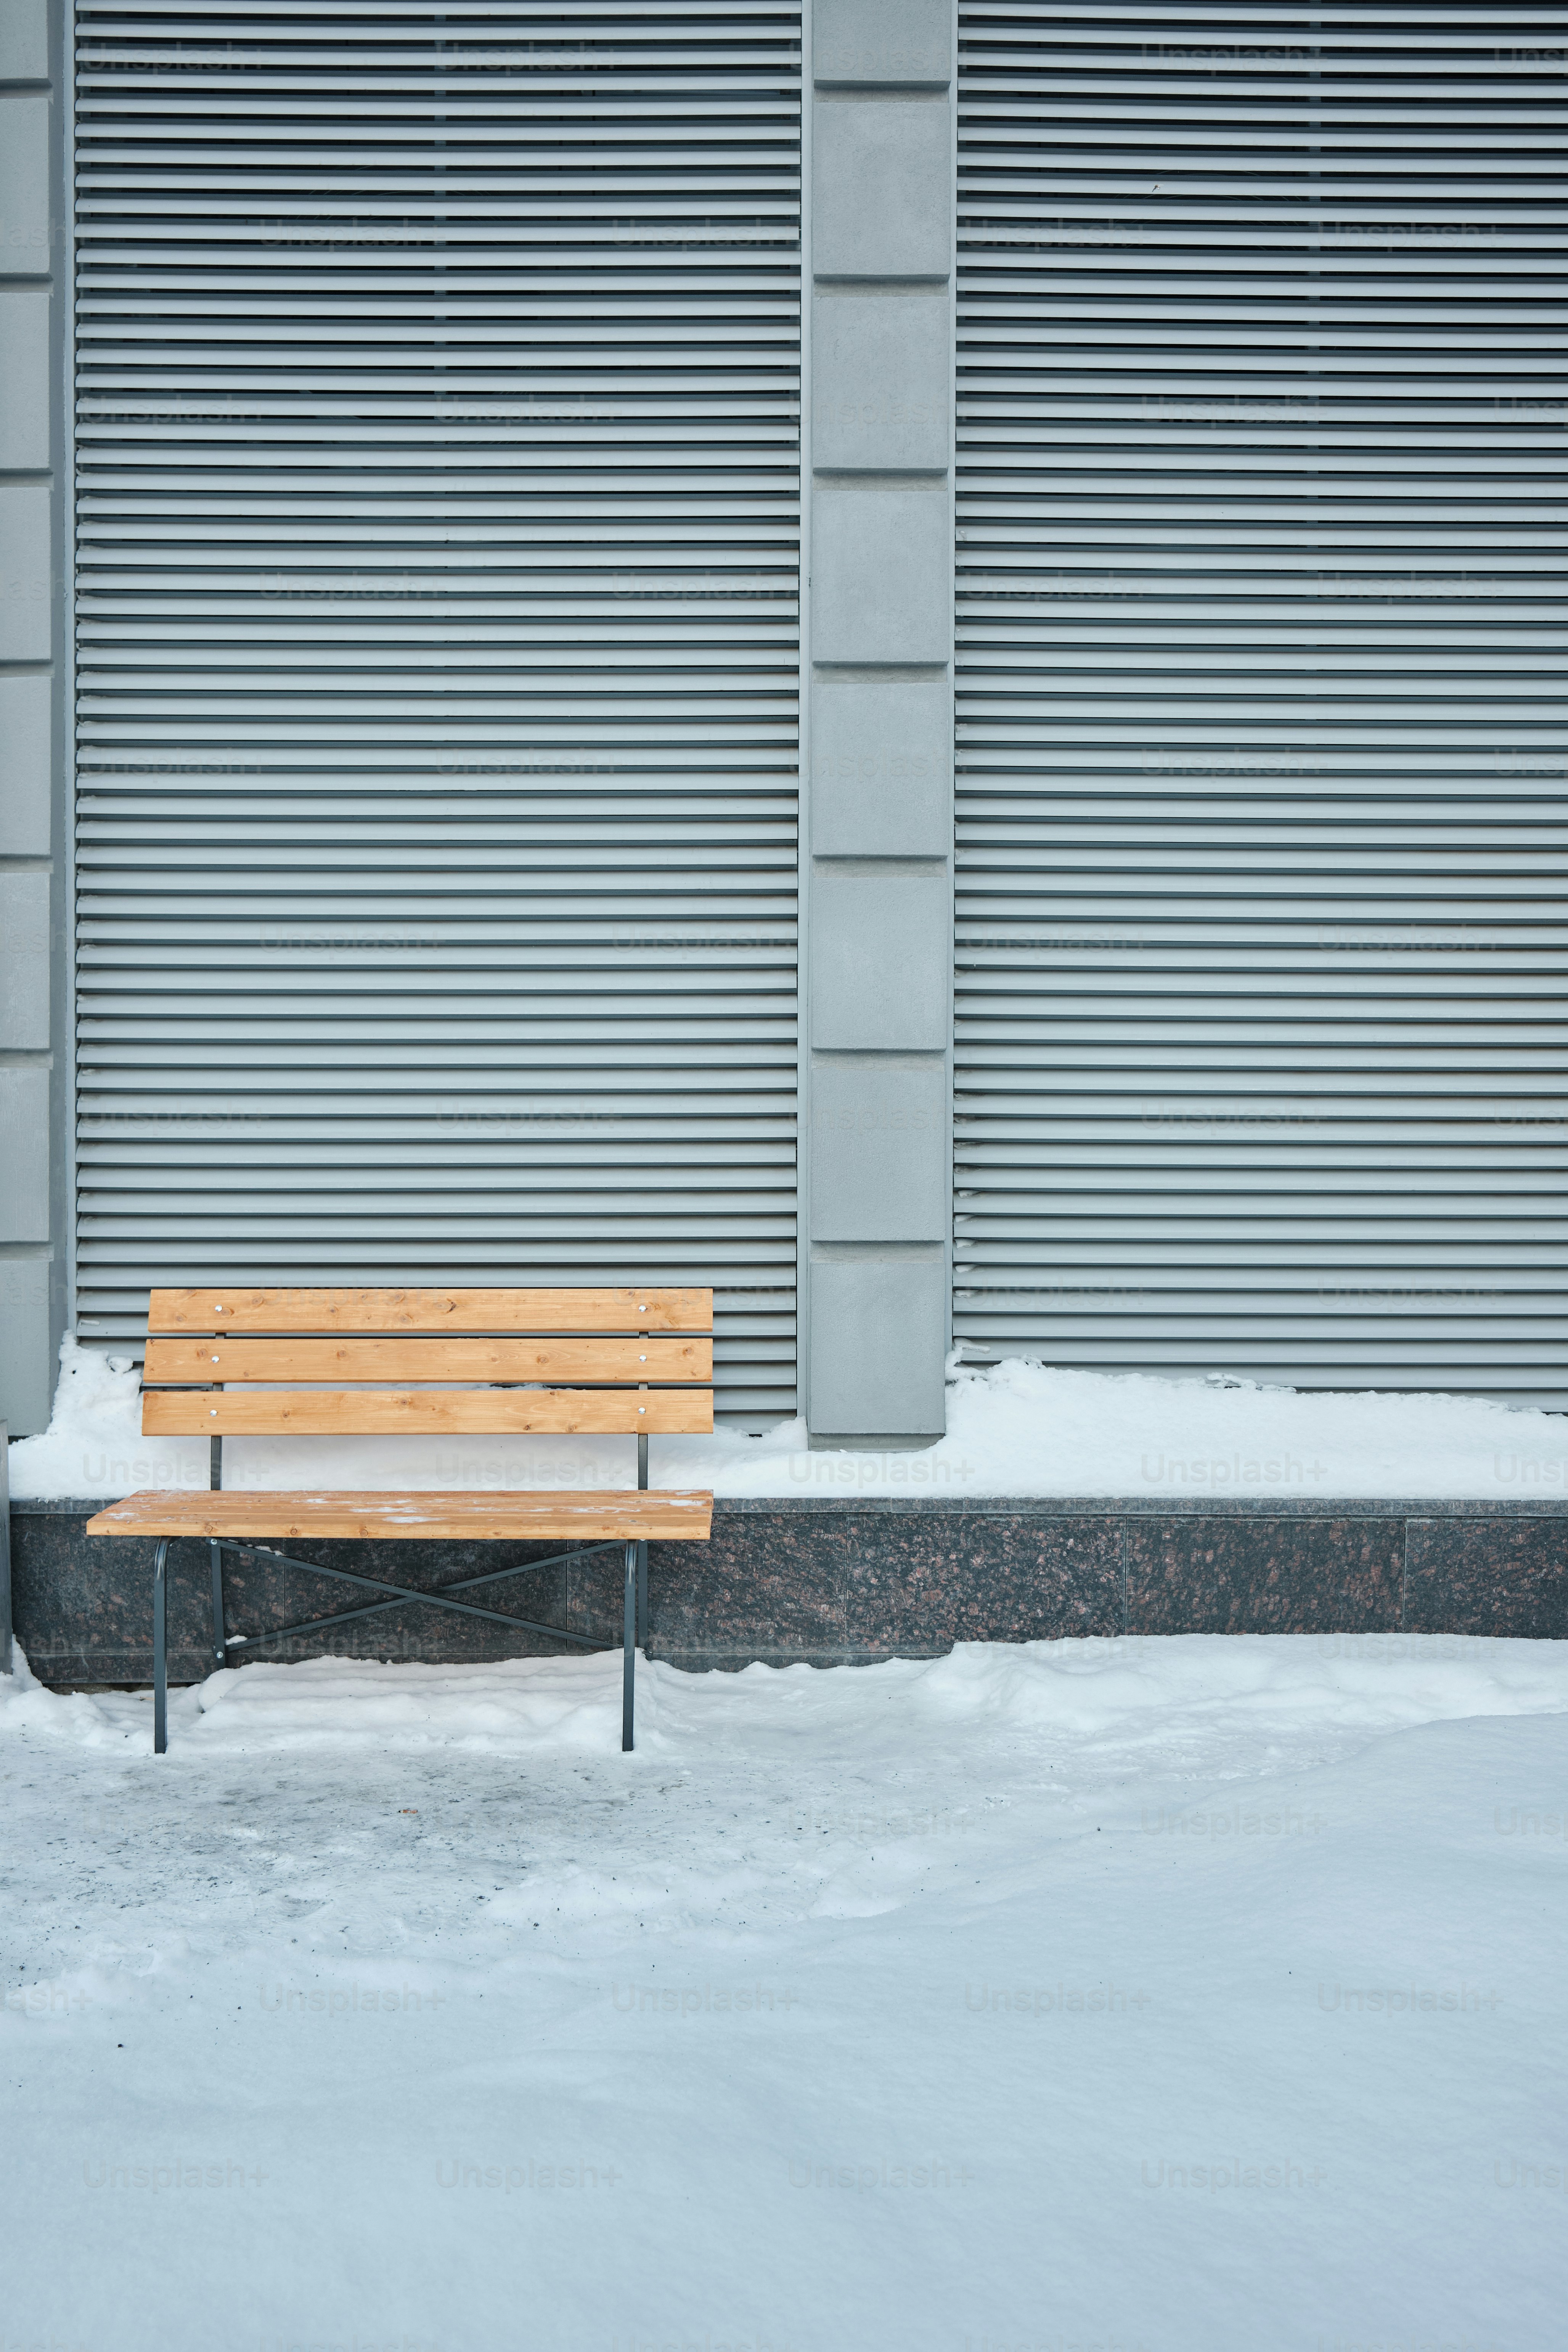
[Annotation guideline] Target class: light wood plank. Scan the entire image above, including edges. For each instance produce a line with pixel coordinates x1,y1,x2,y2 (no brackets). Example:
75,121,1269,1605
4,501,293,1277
142,1388,714,1438
143,1335,712,1386
148,1287,711,1335
86,1489,713,1542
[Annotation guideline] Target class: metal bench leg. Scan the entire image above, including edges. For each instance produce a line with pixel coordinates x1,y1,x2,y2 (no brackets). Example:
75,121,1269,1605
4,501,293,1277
622,1540,636,1753
208,1434,227,1670
209,1541,227,1671
636,1430,650,1650
153,1539,169,1754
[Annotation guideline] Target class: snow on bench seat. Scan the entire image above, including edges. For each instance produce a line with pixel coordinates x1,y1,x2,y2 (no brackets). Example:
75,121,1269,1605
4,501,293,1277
85,1489,714,1544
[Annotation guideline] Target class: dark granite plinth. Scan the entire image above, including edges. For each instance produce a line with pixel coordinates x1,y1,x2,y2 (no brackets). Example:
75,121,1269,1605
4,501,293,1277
1406,1515,1568,1640
9,1495,1568,1686
649,1510,1123,1666
10,1512,627,1686
1126,1515,1404,1637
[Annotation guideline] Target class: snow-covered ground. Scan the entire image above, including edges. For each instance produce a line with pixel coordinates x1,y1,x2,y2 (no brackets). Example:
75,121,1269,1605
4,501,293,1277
11,1338,1568,1500
4,1632,1564,2350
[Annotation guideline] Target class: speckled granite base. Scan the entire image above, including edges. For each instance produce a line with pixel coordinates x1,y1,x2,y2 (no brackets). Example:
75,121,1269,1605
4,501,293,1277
1125,1514,1405,1636
10,1496,1568,1685
652,1507,1123,1664
7,1510,630,1685
1405,1514,1568,1640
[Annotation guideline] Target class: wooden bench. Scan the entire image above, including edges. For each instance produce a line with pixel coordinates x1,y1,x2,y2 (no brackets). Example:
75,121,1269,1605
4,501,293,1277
85,1287,715,1754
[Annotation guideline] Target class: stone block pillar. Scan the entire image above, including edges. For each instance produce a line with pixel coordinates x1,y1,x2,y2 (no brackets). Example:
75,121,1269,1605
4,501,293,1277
802,0,955,1443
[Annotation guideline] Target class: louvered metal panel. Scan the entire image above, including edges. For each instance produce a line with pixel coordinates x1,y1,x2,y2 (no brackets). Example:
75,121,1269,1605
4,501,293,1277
73,0,801,1421
955,3,1568,1403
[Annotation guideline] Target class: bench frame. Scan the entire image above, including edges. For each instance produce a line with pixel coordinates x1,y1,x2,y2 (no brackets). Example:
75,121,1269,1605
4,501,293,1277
150,1515,648,1757
88,1288,716,1754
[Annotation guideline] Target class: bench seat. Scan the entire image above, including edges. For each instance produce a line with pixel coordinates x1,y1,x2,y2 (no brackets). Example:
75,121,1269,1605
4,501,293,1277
86,1489,714,1545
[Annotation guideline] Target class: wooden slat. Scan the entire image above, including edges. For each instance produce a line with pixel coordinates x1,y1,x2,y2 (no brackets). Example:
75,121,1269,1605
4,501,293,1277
142,1388,714,1437
147,1287,713,1335
143,1335,713,1385
85,1489,714,1542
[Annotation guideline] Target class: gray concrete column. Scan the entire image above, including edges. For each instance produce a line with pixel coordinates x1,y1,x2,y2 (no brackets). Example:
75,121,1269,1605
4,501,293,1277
801,0,954,1444
0,0,65,1431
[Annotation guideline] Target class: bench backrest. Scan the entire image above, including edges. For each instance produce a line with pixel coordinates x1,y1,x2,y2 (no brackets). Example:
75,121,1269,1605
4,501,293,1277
141,1288,714,1437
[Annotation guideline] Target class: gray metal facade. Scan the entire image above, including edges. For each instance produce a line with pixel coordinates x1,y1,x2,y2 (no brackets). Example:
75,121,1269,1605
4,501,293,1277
953,4,1568,1406
67,0,803,1425
1,1,1563,1435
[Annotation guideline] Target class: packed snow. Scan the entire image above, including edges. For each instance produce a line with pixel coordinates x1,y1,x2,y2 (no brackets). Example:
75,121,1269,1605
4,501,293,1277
3,1632,1563,2350
10,1337,1568,1502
